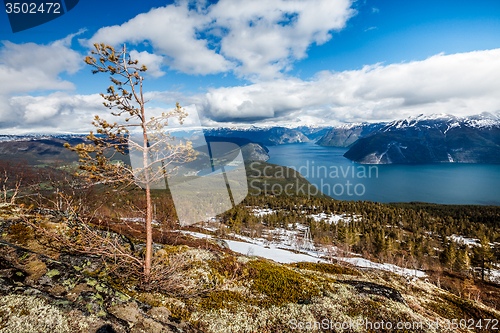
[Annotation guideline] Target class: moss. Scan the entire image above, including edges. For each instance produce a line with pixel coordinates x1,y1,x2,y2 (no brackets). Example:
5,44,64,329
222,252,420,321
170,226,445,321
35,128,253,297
161,245,188,254
85,279,98,287
45,269,60,278
248,259,320,307
19,252,30,261
208,255,249,285
7,223,34,245
95,284,108,293
199,290,246,312
426,292,500,321
62,277,76,290
169,304,192,321
24,257,48,282
117,292,131,301
287,262,361,276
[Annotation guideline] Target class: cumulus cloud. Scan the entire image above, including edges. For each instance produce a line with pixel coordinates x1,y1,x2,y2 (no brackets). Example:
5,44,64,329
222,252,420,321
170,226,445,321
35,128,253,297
86,3,233,75
0,35,83,95
2,90,195,134
210,0,356,79
85,0,356,79
129,50,166,78
3,93,105,133
4,48,500,134
0,32,86,133
194,49,500,125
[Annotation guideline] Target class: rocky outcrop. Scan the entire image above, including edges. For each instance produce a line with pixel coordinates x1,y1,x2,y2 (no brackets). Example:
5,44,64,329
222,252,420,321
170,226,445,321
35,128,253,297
0,239,201,333
316,123,384,148
241,143,270,161
204,127,310,146
0,213,201,333
340,280,406,304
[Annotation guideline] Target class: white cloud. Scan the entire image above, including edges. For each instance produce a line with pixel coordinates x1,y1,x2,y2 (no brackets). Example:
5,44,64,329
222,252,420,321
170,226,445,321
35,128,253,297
86,3,233,75
194,49,500,125
1,91,193,134
85,0,356,79
0,36,83,94
129,50,166,78
5,48,500,134
3,93,105,133
0,33,86,133
210,0,356,79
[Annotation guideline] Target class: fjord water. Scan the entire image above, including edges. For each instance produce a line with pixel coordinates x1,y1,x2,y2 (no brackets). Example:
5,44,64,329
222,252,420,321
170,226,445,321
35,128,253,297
266,142,500,205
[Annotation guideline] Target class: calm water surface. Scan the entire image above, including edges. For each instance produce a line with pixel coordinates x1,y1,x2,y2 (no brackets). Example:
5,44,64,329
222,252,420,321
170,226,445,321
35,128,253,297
266,142,500,205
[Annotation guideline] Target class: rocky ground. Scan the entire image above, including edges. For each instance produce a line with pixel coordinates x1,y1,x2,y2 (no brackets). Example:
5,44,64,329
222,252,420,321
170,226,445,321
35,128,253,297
1,203,500,332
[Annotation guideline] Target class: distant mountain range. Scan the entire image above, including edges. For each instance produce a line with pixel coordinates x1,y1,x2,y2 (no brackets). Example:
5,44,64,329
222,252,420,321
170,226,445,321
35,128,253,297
0,134,270,165
4,112,500,166
0,136,89,165
332,113,500,164
204,126,311,146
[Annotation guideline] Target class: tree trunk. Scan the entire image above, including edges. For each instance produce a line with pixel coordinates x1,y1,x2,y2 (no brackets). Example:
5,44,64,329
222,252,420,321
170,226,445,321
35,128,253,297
142,121,152,278
138,72,152,279
144,181,152,278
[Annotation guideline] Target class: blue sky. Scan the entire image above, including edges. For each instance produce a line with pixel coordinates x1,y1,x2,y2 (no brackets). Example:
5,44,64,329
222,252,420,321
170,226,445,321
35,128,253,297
1,0,500,134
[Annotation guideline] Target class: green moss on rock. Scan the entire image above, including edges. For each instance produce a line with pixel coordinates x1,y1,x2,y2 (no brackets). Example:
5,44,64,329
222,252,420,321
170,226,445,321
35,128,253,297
287,262,361,276
249,259,320,307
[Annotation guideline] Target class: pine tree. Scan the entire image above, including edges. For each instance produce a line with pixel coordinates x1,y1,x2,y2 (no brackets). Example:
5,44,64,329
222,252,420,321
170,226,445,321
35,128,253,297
374,229,386,255
455,247,471,275
65,44,195,279
442,242,456,271
472,236,494,281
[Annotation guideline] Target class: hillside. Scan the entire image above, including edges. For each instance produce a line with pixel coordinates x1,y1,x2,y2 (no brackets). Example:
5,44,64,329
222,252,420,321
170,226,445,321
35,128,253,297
2,137,500,332
342,113,500,164
2,203,500,332
316,123,385,148
0,136,91,166
203,127,311,146
0,135,270,166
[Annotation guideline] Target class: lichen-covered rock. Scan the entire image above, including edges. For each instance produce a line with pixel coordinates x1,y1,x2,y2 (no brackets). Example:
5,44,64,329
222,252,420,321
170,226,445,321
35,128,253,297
0,203,22,221
148,306,172,323
0,294,119,333
0,237,200,333
107,302,178,333
108,301,142,323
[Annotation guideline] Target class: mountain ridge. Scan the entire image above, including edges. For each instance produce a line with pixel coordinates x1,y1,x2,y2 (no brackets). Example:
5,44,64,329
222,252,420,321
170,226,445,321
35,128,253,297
340,112,500,164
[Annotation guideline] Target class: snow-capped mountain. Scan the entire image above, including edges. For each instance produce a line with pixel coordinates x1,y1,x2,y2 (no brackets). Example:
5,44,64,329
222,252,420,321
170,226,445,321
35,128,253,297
341,112,500,164
381,112,500,133
316,122,386,147
203,126,311,146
